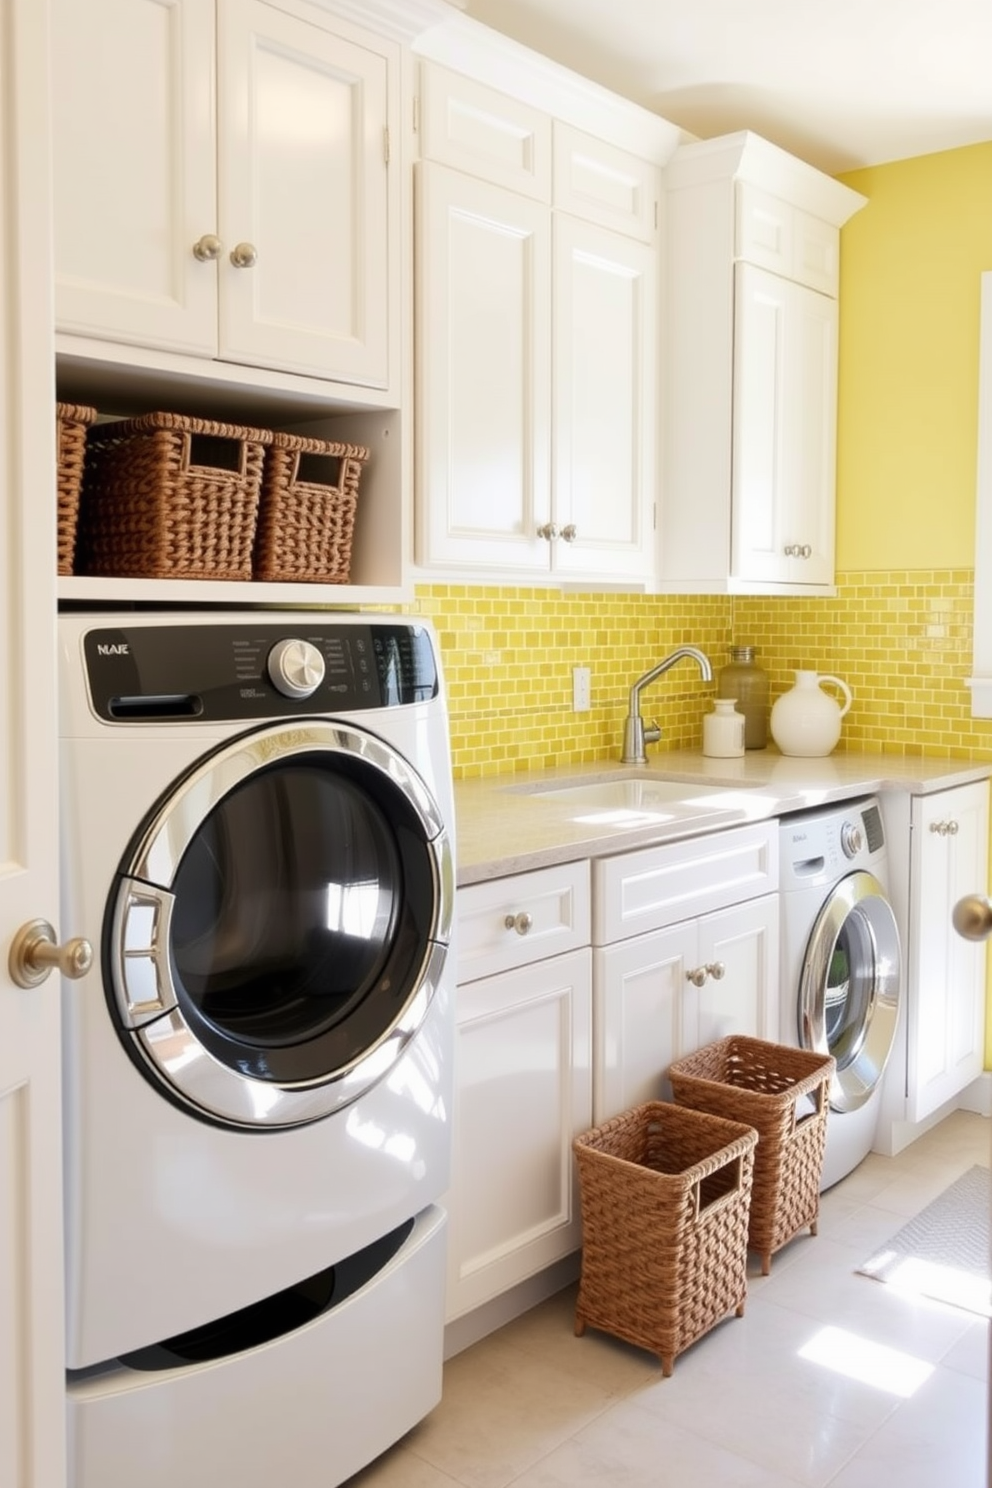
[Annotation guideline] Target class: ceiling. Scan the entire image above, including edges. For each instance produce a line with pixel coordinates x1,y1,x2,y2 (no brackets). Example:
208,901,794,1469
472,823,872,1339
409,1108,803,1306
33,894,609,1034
456,0,992,175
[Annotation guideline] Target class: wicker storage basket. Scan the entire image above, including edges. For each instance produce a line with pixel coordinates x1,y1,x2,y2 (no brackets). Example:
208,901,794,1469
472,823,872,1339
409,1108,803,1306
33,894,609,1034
668,1036,835,1275
56,402,97,575
253,433,369,583
76,412,273,581
572,1100,758,1375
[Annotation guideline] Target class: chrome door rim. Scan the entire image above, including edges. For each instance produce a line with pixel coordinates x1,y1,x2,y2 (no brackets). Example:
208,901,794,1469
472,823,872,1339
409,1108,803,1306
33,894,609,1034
798,870,901,1113
106,719,453,1129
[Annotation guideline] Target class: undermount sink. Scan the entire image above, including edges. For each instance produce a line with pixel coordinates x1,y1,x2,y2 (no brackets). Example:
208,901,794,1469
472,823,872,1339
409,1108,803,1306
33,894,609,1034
504,772,760,825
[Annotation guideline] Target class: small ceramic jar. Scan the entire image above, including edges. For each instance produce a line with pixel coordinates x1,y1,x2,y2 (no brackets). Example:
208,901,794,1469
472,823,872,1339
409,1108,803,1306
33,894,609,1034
702,698,745,758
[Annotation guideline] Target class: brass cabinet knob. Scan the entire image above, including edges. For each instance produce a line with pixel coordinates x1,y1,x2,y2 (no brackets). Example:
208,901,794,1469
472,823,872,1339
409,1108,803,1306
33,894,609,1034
9,919,93,989
230,241,259,269
503,911,533,936
192,233,223,262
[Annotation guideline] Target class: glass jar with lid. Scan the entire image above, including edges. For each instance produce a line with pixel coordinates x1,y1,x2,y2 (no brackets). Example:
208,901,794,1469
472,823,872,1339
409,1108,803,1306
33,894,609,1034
717,646,769,749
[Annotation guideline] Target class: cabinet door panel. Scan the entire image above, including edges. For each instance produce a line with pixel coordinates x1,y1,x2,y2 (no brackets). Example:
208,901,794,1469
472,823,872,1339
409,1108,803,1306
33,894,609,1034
553,215,655,580
691,895,780,1049
910,783,989,1121
218,0,391,385
52,0,217,353
447,950,592,1319
732,264,836,586
416,163,551,572
593,924,694,1123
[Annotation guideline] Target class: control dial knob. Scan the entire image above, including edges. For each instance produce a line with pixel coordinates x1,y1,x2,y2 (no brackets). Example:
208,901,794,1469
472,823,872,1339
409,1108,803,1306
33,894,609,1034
839,819,864,858
267,638,326,699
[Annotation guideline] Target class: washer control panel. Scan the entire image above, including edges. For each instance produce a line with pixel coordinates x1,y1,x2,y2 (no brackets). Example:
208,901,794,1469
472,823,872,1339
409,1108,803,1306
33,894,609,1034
82,621,439,722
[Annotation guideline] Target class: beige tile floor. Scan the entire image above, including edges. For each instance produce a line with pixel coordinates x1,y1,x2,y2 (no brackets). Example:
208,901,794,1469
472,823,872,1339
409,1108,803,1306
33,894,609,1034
345,1110,990,1488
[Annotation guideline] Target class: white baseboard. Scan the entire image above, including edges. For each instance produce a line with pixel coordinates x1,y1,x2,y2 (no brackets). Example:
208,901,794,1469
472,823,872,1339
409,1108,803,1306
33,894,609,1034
873,1073,992,1157
956,1070,992,1117
443,1252,580,1360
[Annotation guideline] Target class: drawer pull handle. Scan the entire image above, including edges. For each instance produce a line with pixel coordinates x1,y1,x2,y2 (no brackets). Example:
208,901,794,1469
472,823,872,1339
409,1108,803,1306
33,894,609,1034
504,911,533,935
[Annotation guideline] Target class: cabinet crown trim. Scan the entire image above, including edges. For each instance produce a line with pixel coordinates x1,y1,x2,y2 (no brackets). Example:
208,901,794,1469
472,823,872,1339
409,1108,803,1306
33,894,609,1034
665,130,866,227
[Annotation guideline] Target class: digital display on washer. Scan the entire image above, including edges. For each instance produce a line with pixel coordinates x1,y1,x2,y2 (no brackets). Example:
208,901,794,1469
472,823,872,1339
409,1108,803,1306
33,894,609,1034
82,622,439,722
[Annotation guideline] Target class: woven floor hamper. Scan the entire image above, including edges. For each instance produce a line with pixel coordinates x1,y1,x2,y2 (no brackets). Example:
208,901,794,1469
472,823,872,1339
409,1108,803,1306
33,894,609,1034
76,411,272,580
253,432,369,583
572,1101,758,1375
668,1036,836,1275
55,402,97,575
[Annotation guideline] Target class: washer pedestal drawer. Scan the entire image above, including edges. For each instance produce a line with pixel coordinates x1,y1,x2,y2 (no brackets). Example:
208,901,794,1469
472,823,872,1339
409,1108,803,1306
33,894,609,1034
67,1206,446,1488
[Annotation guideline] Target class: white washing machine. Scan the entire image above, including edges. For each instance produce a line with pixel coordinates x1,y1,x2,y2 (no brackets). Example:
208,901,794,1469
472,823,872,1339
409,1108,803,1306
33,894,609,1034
58,611,456,1488
779,797,901,1190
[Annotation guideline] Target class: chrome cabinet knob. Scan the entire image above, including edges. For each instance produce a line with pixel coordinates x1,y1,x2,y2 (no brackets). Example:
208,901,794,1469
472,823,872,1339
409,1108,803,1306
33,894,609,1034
560,524,577,543
9,919,93,989
504,911,533,936
930,819,960,836
536,523,558,542
707,961,726,981
192,233,223,262
952,895,992,941
230,241,259,269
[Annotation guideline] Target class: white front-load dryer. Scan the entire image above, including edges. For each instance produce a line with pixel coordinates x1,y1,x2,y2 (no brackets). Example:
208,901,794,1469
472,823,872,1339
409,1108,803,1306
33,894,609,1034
58,611,456,1488
779,797,901,1190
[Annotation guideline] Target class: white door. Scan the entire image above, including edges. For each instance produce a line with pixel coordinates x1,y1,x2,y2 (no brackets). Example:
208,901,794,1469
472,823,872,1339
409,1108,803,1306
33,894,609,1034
552,213,656,581
51,0,218,355
415,162,552,574
1,2,67,1483
218,0,393,386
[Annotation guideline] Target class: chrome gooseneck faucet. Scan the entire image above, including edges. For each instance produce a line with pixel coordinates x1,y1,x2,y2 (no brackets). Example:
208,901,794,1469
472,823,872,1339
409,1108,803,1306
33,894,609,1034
621,645,713,764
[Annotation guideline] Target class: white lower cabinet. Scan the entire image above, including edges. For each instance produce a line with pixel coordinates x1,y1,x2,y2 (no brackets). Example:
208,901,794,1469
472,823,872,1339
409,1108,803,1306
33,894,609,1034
447,865,592,1322
592,822,780,1124
446,825,781,1323
908,781,989,1121
594,893,780,1123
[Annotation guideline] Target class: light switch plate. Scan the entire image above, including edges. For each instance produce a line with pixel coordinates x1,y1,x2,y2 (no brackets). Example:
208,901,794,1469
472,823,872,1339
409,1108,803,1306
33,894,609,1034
572,665,591,712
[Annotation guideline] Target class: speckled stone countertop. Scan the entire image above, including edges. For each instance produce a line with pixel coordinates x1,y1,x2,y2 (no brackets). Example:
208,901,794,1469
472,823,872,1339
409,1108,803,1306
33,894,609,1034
453,749,992,885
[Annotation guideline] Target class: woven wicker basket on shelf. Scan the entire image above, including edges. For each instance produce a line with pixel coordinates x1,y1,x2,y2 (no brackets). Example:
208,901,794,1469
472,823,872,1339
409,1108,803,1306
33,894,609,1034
572,1100,758,1376
253,432,369,583
76,411,273,581
56,402,97,575
668,1036,835,1275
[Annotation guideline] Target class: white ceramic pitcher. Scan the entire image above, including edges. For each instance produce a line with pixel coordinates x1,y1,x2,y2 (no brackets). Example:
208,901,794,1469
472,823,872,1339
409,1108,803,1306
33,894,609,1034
770,670,853,757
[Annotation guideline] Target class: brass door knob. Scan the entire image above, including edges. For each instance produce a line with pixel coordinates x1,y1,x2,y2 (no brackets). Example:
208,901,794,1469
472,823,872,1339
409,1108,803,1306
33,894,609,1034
9,919,93,989
952,895,992,941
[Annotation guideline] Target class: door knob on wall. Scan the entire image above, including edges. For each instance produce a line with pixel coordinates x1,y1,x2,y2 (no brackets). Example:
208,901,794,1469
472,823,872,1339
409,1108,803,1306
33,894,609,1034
9,918,93,988
951,895,992,941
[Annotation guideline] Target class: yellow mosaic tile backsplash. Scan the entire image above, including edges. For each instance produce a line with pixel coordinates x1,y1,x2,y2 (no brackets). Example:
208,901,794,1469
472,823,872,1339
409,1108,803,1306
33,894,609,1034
413,570,992,778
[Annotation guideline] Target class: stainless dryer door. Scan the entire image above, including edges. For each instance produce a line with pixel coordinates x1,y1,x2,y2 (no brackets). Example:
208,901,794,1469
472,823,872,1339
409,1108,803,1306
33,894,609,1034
105,719,453,1129
798,870,901,1112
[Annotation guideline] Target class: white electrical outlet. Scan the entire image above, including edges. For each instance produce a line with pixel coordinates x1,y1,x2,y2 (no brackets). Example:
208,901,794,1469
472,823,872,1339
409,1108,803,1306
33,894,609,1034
572,665,591,712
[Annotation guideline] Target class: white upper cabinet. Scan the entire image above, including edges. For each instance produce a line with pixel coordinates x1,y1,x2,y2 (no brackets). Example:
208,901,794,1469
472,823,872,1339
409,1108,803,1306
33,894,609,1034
659,132,866,595
51,0,397,392
414,60,664,585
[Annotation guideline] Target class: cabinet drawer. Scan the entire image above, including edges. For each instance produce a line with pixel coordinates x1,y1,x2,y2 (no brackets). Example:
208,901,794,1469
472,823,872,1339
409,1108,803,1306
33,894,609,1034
593,821,779,945
418,62,551,200
552,123,657,243
457,861,591,982
735,182,838,297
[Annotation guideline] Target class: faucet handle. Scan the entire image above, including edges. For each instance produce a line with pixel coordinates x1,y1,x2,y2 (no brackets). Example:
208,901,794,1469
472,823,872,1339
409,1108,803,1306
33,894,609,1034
644,721,661,747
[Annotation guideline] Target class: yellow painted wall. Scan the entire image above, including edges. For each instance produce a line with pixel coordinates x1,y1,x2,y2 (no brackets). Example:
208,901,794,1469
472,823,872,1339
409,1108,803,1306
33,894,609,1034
836,142,992,570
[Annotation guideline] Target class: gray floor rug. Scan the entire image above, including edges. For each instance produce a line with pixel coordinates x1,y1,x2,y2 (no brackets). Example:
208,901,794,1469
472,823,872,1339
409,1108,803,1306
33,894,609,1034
856,1164,991,1318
